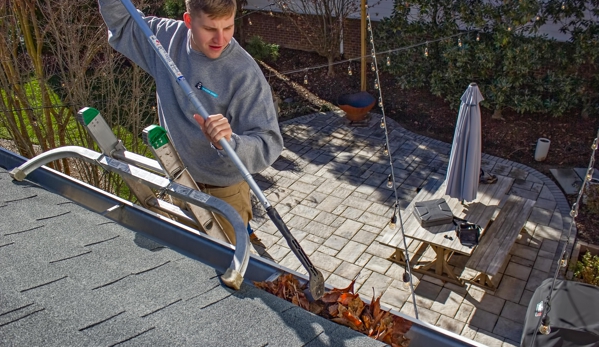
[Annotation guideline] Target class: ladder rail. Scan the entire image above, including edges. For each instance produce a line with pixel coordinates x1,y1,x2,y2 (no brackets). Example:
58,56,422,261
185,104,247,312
9,146,249,290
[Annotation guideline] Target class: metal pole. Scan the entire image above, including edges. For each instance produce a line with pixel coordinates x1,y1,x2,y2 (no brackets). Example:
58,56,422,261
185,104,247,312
361,0,366,91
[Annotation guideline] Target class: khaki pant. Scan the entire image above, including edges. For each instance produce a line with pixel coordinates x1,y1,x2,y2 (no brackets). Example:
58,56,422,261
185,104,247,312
197,180,252,245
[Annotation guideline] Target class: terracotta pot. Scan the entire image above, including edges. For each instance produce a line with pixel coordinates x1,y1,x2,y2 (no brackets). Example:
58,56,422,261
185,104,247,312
337,91,375,122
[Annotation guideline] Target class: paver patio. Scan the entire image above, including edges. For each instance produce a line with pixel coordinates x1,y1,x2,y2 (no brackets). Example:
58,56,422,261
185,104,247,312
250,110,573,347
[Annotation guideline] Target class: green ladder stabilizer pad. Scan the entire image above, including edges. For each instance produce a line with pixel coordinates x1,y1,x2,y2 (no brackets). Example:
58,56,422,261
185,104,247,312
144,125,170,149
77,107,100,126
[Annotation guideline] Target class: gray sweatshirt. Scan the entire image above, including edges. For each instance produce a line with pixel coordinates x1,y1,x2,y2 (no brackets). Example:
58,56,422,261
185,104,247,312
98,0,283,186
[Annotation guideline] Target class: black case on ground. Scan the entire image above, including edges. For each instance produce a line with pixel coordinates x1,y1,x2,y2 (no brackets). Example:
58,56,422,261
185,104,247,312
413,199,454,227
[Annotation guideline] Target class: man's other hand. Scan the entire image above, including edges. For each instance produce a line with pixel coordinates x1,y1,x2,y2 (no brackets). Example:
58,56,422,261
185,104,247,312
193,114,232,150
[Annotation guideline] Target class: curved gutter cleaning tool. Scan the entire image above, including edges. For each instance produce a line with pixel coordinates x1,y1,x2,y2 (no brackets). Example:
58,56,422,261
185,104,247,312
118,0,324,298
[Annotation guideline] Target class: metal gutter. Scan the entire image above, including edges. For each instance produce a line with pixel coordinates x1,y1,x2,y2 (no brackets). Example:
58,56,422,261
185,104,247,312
0,146,487,347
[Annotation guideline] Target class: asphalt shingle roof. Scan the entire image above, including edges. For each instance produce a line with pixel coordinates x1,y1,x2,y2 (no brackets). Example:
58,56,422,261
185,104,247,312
0,166,385,347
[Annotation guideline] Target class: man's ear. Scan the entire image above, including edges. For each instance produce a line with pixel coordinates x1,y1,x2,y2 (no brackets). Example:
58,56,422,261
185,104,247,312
183,12,192,29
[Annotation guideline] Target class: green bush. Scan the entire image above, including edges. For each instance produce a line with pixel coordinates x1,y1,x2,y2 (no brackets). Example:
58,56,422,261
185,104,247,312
573,250,599,286
245,35,279,62
374,0,599,118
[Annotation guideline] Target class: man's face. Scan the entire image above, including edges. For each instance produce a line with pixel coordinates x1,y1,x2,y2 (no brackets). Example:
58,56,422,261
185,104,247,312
183,10,235,59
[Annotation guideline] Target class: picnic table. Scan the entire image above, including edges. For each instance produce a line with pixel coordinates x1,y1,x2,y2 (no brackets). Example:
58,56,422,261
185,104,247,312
379,175,514,286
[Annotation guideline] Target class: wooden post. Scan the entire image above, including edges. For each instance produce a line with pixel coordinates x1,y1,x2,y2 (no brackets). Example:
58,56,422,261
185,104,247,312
361,0,366,91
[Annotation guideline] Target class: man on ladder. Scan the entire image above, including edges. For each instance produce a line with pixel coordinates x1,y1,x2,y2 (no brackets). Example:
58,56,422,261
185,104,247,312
97,0,283,244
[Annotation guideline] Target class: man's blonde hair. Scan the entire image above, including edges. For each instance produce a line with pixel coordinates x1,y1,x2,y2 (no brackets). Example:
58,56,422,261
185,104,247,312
186,0,236,18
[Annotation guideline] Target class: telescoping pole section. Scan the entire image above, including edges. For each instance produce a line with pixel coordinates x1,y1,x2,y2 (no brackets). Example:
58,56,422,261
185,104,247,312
118,0,324,298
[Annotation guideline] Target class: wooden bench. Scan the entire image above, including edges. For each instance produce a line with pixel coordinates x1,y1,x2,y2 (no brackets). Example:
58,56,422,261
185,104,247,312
465,195,536,290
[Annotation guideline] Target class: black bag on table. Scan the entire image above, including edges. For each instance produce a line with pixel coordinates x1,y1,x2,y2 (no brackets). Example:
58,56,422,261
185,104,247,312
452,217,481,248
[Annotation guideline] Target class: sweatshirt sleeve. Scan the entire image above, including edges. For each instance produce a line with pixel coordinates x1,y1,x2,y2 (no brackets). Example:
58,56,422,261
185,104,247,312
223,65,283,174
97,0,177,78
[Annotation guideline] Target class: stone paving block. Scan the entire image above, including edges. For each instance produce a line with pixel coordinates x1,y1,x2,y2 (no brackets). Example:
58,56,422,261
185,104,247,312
329,186,355,199
528,207,553,226
279,251,302,271
519,289,534,306
304,220,336,239
549,210,564,230
313,211,338,226
400,301,440,325
466,286,506,315
357,272,393,298
493,316,523,343
316,195,344,212
357,211,390,229
468,308,499,333
495,276,526,303
534,198,557,211
420,275,445,287
310,251,342,273
455,301,475,323
502,339,519,347
364,256,393,274
326,273,352,289
303,191,329,207
533,256,553,272
509,255,534,267
355,269,373,285
315,180,342,195
509,168,528,181
342,195,374,211
286,215,312,230
540,238,559,254
500,301,527,324
525,269,550,291
508,186,540,200
474,329,504,347
336,241,368,263
430,288,464,317
413,281,442,309
332,219,363,240
334,261,362,280
352,229,378,245
305,234,325,245
295,239,319,256
354,252,373,267
290,190,309,200
461,324,478,340
534,224,562,241
436,314,466,335
289,204,321,220
366,201,392,216
504,262,532,281
318,245,339,257
512,179,533,190
340,206,365,219
266,244,291,262
381,286,411,309
323,235,349,251
510,243,539,261
364,242,395,259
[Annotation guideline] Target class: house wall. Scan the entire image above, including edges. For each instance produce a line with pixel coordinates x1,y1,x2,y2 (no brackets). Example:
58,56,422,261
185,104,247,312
241,0,596,56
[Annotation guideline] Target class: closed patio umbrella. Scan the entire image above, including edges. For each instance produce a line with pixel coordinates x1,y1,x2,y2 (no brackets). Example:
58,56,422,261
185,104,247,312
445,82,483,202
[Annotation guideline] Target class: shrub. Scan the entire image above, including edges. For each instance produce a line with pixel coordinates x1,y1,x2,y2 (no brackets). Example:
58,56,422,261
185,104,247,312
245,35,279,62
573,250,599,286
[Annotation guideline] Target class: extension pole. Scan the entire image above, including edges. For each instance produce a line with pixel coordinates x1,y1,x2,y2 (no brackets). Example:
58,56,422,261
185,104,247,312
118,0,324,299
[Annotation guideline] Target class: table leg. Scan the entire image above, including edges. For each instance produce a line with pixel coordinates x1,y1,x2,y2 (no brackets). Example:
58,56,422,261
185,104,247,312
414,244,464,286
469,272,496,291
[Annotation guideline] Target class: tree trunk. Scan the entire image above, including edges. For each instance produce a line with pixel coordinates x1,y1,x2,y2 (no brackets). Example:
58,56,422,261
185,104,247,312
327,55,335,76
492,108,504,120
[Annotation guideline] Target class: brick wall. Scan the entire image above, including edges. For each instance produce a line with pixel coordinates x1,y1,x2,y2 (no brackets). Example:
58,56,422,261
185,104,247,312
239,11,370,59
